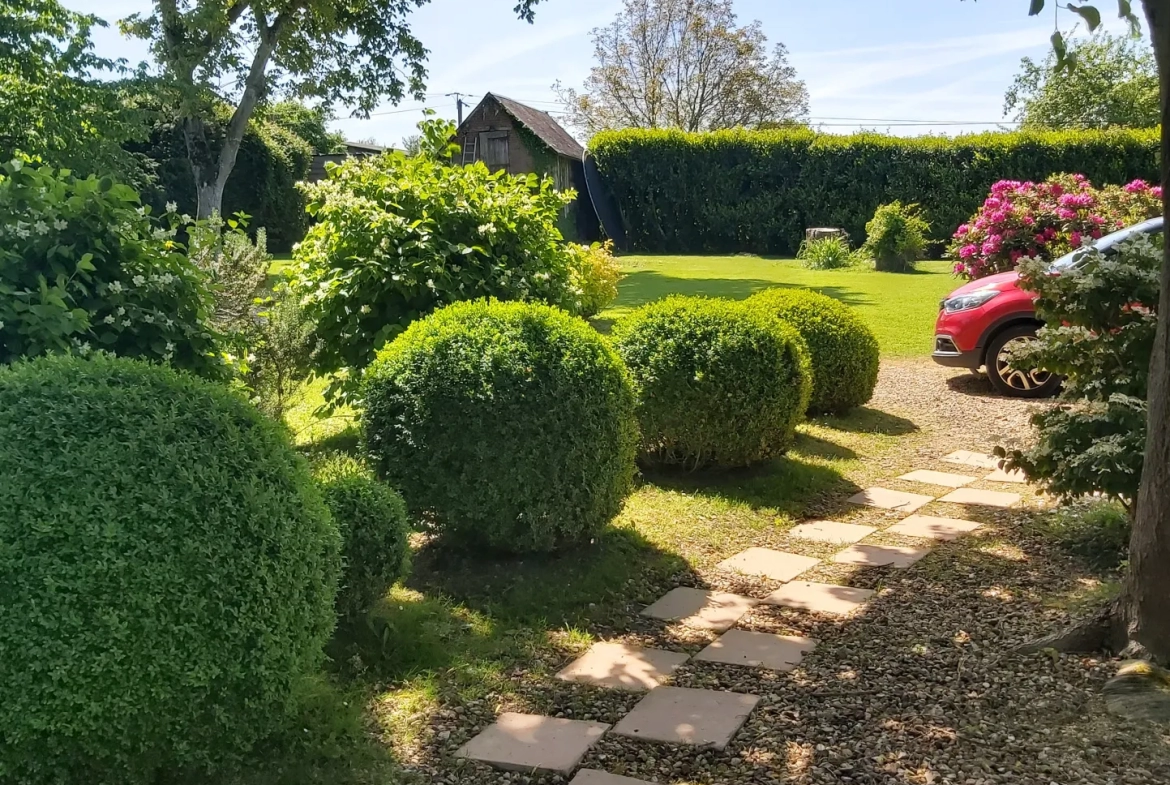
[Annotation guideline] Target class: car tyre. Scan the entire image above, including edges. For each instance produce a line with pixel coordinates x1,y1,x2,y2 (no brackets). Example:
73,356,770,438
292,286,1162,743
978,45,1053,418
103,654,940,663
985,324,1061,398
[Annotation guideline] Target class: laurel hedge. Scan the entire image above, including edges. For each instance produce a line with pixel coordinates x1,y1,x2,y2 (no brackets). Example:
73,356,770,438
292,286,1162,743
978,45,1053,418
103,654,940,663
589,127,1159,256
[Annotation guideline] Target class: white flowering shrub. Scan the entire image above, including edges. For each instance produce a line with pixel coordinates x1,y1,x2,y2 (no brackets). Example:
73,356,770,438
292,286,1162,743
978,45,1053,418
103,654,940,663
291,152,579,404
0,159,222,376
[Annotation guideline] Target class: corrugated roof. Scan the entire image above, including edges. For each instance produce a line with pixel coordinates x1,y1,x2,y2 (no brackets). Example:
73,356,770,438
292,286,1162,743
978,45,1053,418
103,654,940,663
467,93,584,160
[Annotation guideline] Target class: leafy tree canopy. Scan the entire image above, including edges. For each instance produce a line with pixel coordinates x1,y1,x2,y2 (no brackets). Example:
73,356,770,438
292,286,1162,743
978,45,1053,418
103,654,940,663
1005,32,1159,129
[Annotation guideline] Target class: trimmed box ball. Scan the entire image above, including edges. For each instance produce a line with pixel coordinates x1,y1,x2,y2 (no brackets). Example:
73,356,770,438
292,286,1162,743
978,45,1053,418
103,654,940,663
0,355,341,785
362,300,639,553
612,296,812,469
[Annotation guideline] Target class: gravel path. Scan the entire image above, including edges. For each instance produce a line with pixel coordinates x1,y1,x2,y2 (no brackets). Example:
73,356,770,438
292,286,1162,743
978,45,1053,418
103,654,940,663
396,359,1170,785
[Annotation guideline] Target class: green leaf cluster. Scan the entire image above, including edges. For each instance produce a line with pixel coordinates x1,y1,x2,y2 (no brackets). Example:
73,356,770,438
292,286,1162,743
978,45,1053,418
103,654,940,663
747,288,880,414
612,296,812,470
291,153,580,402
1006,232,1162,508
862,201,931,272
589,127,1158,255
313,454,411,620
566,240,624,317
0,159,222,376
0,354,341,784
362,300,639,553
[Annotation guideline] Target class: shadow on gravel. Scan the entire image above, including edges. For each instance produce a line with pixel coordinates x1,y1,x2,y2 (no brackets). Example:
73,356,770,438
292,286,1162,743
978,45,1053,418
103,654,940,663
945,371,1005,399
813,406,920,436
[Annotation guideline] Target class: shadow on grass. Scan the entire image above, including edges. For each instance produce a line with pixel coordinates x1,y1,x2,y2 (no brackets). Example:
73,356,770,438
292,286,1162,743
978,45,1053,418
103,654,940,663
615,270,871,309
642,453,860,515
812,406,920,436
793,432,859,461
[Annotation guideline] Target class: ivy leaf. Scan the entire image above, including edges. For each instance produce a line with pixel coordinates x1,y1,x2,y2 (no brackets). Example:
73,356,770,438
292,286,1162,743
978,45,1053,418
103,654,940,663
1028,0,1045,15
1067,3,1103,31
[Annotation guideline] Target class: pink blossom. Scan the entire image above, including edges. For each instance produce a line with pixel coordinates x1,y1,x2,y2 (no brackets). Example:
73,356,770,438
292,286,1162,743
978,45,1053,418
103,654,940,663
1009,249,1023,263
1056,207,1077,220
981,236,1002,255
1090,214,1105,225
1044,226,1058,239
1090,228,1103,240
1034,233,1047,244
955,224,970,236
1153,186,1163,199
958,244,978,259
1059,192,1094,208
984,196,1003,209
989,210,1008,224
1023,216,1035,225
1124,179,1151,193
1069,231,1083,248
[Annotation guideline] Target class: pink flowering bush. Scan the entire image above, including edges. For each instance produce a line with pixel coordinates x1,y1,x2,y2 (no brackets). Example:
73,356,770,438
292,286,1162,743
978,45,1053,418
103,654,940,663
948,174,1161,280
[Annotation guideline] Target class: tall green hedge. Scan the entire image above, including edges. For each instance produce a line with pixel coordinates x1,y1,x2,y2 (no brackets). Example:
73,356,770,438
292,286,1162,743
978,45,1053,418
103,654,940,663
590,128,1159,256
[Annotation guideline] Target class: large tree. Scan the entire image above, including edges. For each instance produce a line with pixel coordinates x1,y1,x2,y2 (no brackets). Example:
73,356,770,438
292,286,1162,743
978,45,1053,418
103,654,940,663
120,0,542,219
1019,0,1170,670
554,0,809,135
1005,31,1159,128
0,0,148,184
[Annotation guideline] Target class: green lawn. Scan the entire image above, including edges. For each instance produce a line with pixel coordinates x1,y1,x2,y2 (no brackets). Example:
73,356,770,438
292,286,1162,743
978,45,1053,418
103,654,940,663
599,256,960,357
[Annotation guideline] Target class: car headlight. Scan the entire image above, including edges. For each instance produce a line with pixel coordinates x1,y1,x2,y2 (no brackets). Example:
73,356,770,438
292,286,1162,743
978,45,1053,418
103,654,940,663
943,289,1001,313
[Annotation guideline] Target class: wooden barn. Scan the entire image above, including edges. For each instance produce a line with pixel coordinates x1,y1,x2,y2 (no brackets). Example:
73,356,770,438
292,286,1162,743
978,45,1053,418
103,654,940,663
454,93,598,241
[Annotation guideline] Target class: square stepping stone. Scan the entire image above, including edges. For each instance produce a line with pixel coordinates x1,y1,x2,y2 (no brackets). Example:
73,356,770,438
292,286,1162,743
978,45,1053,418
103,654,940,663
942,450,1000,469
831,543,931,568
570,771,657,785
556,642,689,692
898,469,977,488
716,547,820,581
694,629,816,671
640,587,757,632
611,686,759,750
762,580,875,615
888,514,983,541
788,520,875,544
848,487,934,513
455,712,609,774
986,467,1027,484
939,487,1021,509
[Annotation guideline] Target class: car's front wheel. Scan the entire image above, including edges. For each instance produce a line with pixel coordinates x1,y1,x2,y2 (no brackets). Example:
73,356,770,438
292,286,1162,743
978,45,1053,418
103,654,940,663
985,324,1061,398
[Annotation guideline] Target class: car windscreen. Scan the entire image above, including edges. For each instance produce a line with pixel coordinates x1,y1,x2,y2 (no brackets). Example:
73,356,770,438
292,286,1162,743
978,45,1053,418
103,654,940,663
1051,218,1164,270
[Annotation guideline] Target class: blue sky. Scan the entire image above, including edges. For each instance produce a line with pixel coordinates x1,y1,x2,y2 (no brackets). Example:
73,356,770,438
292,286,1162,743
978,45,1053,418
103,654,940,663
67,0,1139,147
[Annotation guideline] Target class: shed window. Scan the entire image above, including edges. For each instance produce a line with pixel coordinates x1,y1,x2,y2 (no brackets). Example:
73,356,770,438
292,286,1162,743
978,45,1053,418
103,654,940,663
479,131,509,168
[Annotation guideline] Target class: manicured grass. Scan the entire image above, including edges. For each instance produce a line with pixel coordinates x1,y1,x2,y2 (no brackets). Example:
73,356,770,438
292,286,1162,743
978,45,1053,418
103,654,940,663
598,256,960,358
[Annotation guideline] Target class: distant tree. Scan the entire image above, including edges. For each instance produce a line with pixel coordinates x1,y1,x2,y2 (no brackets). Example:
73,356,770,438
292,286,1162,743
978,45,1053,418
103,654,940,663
0,0,148,183
120,0,544,219
554,0,809,135
401,134,422,156
1004,32,1159,128
260,100,346,153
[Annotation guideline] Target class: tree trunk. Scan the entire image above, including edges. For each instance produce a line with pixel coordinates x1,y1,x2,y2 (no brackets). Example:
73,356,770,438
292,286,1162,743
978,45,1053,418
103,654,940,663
1119,0,1170,663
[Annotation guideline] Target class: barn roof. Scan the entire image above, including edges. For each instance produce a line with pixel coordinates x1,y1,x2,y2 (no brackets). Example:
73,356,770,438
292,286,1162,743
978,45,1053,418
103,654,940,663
469,93,584,160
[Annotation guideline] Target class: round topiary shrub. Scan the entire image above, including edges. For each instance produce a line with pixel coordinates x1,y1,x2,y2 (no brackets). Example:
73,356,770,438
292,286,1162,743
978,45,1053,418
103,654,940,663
362,300,639,553
314,454,411,619
748,288,880,414
611,296,812,469
0,355,341,785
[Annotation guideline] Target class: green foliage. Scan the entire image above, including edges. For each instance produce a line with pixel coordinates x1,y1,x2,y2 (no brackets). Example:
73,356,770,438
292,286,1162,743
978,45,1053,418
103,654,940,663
246,284,319,420
1043,500,1132,572
414,109,460,161
1005,33,1158,130
611,296,811,469
1004,232,1161,508
260,100,346,153
0,1,150,185
0,159,222,376
0,354,341,784
132,111,313,252
862,201,930,272
797,235,856,270
747,287,879,414
292,153,578,405
314,454,410,620
567,240,624,317
588,127,1158,255
362,300,638,553
187,212,271,333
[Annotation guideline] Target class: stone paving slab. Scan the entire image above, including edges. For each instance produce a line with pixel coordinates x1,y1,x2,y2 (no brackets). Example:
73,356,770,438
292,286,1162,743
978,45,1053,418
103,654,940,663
556,642,689,692
762,580,876,615
455,712,609,774
831,543,932,568
716,547,820,581
986,467,1028,484
611,686,759,749
640,587,757,632
788,520,876,544
939,487,1021,509
942,450,1000,469
570,771,657,785
848,487,935,513
694,629,816,671
888,514,982,541
898,469,977,488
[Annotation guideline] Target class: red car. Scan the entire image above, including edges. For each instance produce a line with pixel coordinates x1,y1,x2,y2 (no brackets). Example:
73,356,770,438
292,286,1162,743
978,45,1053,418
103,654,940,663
932,217,1163,397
